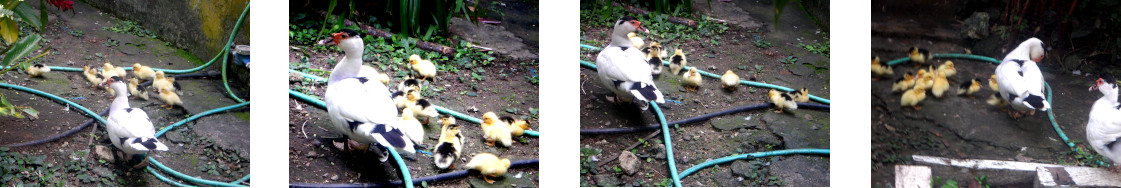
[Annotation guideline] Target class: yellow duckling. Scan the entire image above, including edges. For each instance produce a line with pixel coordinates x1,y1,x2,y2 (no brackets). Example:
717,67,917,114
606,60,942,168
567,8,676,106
157,88,182,110
132,63,156,80
82,66,106,88
871,56,893,77
936,60,956,78
480,112,513,147
103,62,127,78
500,116,531,137
128,77,149,100
768,89,797,113
901,87,926,110
26,63,50,78
988,74,999,92
669,49,688,75
408,54,437,80
464,153,511,184
789,88,810,103
892,72,917,92
627,32,645,49
721,70,739,89
908,47,931,65
398,109,425,145
986,93,1006,106
152,71,179,94
682,68,702,91
394,89,421,110
931,71,950,98
433,115,462,169
957,78,982,96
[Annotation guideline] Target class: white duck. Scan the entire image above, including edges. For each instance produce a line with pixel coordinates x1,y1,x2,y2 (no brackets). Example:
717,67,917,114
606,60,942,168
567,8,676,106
1087,73,1121,167
102,76,169,166
995,38,1049,116
595,16,666,110
319,29,416,160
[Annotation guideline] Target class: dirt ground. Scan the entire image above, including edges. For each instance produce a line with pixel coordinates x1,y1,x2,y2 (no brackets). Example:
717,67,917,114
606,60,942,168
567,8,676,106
0,1,249,187
286,2,540,187
579,0,830,187
870,1,1115,187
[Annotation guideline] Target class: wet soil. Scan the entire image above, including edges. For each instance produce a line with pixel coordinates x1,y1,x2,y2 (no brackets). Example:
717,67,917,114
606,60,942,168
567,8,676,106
870,1,1111,187
0,1,249,186
579,0,830,187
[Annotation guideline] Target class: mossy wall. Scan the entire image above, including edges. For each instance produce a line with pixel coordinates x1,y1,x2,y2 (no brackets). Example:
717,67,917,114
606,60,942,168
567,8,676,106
84,0,249,60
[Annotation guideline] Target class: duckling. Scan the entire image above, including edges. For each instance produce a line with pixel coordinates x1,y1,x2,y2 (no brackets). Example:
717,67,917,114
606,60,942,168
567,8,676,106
957,78,982,96
986,93,1006,106
395,89,421,110
83,66,106,89
892,72,917,92
410,99,440,123
721,70,739,89
398,109,425,145
464,153,511,184
480,112,513,147
908,47,932,65
358,65,392,85
128,77,149,100
397,77,421,93
500,116,531,137
408,54,437,80
682,68,702,91
100,68,123,96
433,115,462,169
789,88,810,103
152,71,180,94
392,90,409,110
913,73,935,90
936,60,956,78
768,89,797,113
988,74,999,92
103,63,127,78
132,63,156,81
871,56,893,78
641,41,665,57
646,42,664,76
931,71,950,98
669,49,688,75
157,88,182,110
627,32,645,49
901,87,927,110
26,63,50,78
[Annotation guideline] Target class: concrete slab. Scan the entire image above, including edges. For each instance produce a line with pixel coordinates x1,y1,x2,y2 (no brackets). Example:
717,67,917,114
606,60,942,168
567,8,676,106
1036,166,1121,187
895,165,932,188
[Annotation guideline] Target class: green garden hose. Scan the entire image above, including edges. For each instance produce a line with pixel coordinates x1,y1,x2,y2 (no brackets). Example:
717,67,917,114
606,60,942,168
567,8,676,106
386,145,414,188
677,148,830,179
0,83,107,125
147,102,250,187
651,102,682,187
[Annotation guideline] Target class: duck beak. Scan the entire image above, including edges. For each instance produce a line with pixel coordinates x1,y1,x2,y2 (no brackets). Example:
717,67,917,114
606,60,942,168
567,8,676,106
317,37,337,45
632,21,649,33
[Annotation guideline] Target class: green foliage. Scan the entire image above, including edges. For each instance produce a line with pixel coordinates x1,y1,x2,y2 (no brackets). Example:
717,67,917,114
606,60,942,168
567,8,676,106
797,38,829,58
102,21,158,39
579,147,601,174
974,175,989,188
742,158,783,186
780,56,798,64
753,37,773,48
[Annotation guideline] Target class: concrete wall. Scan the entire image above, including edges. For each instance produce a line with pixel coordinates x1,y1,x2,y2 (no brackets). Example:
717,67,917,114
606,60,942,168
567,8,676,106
83,0,250,60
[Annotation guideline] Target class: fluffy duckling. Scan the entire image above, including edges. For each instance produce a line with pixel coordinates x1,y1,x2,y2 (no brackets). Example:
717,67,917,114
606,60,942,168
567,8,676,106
936,60,956,78
103,63,127,78
908,47,932,65
26,64,50,78
157,88,182,110
957,78,982,96
500,116,531,137
789,88,810,103
988,74,999,92
408,54,437,80
132,63,156,81
768,89,797,113
901,87,927,110
464,153,511,184
83,66,106,88
682,68,702,91
480,112,513,147
669,49,687,75
398,78,421,93
410,99,440,123
986,93,1006,106
152,71,180,94
398,109,425,145
100,68,123,96
395,89,421,110
931,71,950,98
646,42,664,76
913,72,935,90
128,77,149,100
627,32,645,49
892,72,917,92
358,65,391,85
433,115,462,169
721,70,739,89
871,56,893,77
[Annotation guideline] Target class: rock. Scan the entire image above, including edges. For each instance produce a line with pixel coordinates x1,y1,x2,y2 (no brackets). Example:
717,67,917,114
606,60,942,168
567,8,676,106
618,151,639,175
449,18,537,60
593,174,621,187
731,160,752,178
654,145,666,159
787,64,814,76
330,174,338,180
714,169,740,186
710,117,756,131
94,145,115,163
745,129,782,148
769,155,829,186
166,130,187,143
960,12,990,40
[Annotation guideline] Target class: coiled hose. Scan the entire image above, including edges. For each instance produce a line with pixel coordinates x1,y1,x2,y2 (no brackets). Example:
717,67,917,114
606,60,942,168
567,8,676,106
147,102,250,187
677,148,830,179
581,103,829,134
288,159,539,188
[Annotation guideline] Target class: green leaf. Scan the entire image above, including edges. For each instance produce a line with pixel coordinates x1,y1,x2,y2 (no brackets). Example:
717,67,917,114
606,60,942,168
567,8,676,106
1,34,42,68
13,2,42,31
20,107,38,119
0,18,17,44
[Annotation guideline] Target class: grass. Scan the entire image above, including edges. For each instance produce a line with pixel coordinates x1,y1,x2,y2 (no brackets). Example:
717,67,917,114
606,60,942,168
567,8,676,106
797,37,829,58
102,21,157,39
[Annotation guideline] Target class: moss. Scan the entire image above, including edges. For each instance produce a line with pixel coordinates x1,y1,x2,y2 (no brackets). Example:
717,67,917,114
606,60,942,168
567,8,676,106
232,111,249,120
174,48,206,66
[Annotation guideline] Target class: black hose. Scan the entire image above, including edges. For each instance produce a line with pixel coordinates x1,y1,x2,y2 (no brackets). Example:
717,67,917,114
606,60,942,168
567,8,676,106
288,159,540,188
138,70,222,88
2,108,109,147
581,103,830,134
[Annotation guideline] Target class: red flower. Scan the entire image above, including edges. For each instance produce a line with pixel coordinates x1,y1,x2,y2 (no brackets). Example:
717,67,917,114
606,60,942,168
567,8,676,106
47,0,74,12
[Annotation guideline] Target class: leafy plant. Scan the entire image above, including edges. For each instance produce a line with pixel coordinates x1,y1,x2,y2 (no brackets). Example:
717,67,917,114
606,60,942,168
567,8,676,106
102,21,157,39
780,56,798,64
798,38,829,58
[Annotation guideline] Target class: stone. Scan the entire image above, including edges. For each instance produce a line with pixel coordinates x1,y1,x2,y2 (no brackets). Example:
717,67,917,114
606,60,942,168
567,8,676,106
961,12,990,40
618,151,639,175
787,64,814,76
449,18,537,60
94,145,115,163
593,174,621,187
711,117,756,131
769,156,829,186
731,160,752,178
714,169,740,187
165,130,187,143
